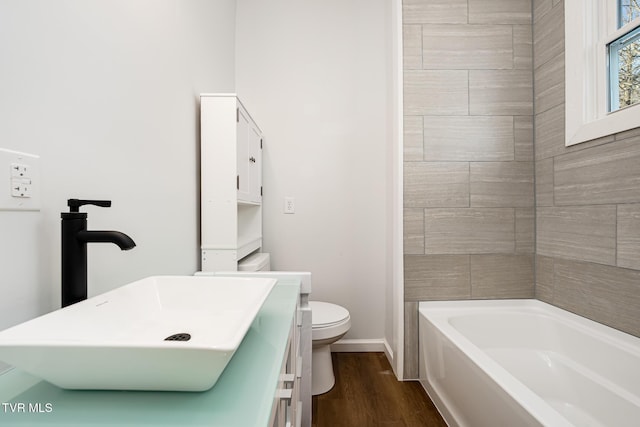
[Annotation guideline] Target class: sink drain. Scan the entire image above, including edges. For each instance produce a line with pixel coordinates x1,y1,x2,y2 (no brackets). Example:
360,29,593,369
164,333,191,342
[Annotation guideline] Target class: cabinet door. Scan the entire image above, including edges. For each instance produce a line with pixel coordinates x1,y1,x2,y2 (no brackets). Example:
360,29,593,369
237,104,262,204
247,123,262,203
236,106,251,202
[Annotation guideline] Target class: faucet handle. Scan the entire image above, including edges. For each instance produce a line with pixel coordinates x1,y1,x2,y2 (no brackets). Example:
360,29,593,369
67,199,112,213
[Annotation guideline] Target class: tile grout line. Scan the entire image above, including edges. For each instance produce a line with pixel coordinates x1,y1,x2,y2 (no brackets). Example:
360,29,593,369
615,204,618,267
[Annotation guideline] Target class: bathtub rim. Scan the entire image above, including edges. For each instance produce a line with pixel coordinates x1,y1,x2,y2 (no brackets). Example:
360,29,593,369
418,298,640,427
420,299,640,355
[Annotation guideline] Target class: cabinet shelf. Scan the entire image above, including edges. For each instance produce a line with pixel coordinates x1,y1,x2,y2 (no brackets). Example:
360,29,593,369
237,238,262,260
237,200,262,207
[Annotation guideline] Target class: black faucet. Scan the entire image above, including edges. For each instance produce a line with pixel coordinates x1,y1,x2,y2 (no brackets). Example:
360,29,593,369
61,199,136,307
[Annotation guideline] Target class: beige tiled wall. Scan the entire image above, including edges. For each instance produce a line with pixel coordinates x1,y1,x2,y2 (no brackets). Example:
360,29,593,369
403,0,640,380
533,0,640,336
402,0,534,377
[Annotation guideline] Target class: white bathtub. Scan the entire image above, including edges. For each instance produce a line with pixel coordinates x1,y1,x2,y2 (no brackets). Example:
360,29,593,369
418,299,640,427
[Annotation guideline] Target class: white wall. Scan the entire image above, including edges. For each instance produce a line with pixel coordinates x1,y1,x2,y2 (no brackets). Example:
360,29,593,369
0,0,395,356
235,0,391,344
0,0,236,328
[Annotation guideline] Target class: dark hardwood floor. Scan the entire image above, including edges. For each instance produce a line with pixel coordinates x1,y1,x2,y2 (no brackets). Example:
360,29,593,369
312,352,447,427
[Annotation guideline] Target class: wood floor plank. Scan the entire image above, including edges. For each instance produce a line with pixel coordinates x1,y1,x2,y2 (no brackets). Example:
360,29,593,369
312,353,447,427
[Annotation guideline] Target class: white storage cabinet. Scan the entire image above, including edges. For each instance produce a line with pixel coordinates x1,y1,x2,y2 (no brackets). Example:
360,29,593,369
200,94,263,271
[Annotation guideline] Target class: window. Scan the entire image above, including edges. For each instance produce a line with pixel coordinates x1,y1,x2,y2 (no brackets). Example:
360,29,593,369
619,0,640,26
564,0,640,146
609,26,640,111
609,2,640,112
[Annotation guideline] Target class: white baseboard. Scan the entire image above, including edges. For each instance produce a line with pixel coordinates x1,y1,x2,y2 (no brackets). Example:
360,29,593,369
330,338,386,353
383,338,394,366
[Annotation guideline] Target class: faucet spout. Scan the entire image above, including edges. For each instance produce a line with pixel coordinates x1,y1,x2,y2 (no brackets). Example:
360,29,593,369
77,230,136,250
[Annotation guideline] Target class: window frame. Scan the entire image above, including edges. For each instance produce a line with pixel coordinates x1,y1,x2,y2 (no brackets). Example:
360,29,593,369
564,0,640,146
608,24,640,112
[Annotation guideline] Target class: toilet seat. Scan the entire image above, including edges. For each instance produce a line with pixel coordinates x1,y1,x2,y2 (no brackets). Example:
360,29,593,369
310,301,350,327
310,301,351,341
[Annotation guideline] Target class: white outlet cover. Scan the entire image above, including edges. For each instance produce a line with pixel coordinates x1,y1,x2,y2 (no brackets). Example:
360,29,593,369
284,196,295,214
0,148,41,211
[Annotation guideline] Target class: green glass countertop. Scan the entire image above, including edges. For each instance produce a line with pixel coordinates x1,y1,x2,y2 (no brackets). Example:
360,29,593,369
0,280,300,426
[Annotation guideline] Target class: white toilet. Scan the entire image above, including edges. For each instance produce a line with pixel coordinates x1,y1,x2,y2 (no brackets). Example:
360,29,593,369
310,301,351,395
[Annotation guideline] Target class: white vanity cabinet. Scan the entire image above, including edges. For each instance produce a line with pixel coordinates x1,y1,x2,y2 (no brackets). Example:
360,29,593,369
200,94,263,271
270,307,302,427
213,271,312,427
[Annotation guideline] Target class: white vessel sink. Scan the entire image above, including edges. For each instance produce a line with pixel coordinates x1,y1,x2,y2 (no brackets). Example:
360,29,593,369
0,275,276,391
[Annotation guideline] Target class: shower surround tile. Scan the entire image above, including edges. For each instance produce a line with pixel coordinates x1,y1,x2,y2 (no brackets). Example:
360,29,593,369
470,162,534,207
424,208,515,254
514,116,534,161
470,254,534,298
536,206,617,265
553,259,640,337
469,0,532,24
469,70,533,116
534,103,565,160
402,0,467,24
404,70,468,115
533,0,564,68
535,255,554,302
515,208,535,253
553,137,640,206
403,25,422,70
403,0,536,378
534,51,564,114
513,25,533,70
404,116,423,161
531,0,640,343
533,0,554,24
423,116,514,161
404,162,469,208
535,158,554,206
421,24,513,70
615,127,640,141
404,255,470,301
617,204,640,270
403,301,420,379
404,208,425,255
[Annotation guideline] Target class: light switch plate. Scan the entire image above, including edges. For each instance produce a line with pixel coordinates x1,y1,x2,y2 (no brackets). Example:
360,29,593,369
0,148,41,211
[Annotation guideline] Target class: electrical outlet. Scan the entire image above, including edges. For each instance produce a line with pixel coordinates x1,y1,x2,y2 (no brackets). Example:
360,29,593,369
10,163,28,178
0,148,40,211
284,196,295,214
11,177,32,197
